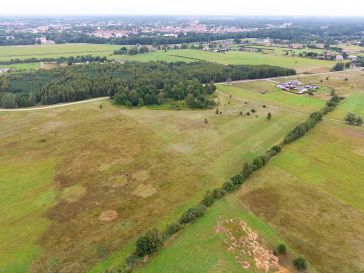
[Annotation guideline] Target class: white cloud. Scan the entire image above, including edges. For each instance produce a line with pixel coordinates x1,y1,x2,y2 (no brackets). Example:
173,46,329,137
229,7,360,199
1,0,364,16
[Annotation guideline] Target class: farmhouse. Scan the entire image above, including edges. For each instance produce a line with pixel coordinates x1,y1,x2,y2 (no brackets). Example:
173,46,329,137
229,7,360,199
277,80,318,94
336,54,344,61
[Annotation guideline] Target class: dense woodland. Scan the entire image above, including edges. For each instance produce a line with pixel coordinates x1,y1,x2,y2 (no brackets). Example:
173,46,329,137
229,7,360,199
0,55,107,66
0,61,295,108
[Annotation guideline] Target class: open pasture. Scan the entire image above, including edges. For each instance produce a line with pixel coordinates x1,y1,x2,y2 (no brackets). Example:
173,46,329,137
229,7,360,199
112,49,336,73
0,93,304,273
0,43,120,61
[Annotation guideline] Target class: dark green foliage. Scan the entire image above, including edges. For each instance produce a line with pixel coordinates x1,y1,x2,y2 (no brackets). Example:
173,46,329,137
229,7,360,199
267,112,272,120
114,46,149,55
164,222,182,237
345,113,363,126
201,188,226,207
0,61,295,108
293,257,307,271
222,181,237,192
0,55,107,66
277,244,287,254
230,173,245,186
331,62,345,71
271,145,282,155
179,205,207,224
252,157,264,169
135,228,163,257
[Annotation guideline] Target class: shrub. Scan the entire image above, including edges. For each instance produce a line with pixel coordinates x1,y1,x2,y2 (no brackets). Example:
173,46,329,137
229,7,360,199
271,145,282,155
222,181,236,192
277,244,286,254
165,222,182,237
135,228,163,257
251,109,256,113
252,157,264,169
231,173,245,186
267,112,272,120
179,205,206,224
293,257,307,271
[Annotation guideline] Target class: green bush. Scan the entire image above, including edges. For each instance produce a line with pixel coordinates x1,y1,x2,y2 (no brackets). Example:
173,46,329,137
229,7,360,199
135,228,163,257
293,257,307,271
179,205,207,224
277,244,286,254
164,222,182,237
252,157,264,169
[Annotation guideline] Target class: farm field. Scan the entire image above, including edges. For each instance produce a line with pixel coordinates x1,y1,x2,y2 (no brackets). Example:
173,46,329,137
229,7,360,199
111,49,336,73
130,71,364,273
0,93,305,273
0,43,120,61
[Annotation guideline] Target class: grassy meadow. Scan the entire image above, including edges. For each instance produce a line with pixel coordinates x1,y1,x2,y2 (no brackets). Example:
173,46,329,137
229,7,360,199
0,92,305,273
128,71,364,273
112,49,336,73
0,43,120,61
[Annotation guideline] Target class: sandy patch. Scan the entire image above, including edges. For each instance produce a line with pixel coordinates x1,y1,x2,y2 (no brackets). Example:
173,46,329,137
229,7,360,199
132,170,150,182
108,174,128,188
99,210,118,222
170,143,192,153
39,121,64,134
215,216,288,273
60,185,86,202
133,184,157,198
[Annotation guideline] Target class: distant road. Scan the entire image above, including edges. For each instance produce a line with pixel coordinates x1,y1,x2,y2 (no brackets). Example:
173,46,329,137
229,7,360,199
0,97,110,112
0,68,362,112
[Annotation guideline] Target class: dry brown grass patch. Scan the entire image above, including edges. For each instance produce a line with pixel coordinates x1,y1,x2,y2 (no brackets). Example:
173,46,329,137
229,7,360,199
99,210,118,222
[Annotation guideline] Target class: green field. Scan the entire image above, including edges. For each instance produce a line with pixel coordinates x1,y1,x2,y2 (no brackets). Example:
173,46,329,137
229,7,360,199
0,43,120,61
112,49,336,73
0,93,305,273
128,71,364,273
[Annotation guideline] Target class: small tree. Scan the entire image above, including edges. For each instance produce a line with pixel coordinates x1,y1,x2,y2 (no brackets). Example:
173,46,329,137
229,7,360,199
293,257,307,271
330,89,336,96
277,244,286,254
216,108,219,114
204,118,208,124
356,116,363,126
136,229,163,257
99,103,103,109
267,112,272,120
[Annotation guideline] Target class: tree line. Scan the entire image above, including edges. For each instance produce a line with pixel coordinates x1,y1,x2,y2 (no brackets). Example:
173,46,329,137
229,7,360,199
0,61,295,108
0,55,107,66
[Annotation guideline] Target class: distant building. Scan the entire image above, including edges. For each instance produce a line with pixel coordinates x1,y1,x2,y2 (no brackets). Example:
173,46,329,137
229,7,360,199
336,55,344,61
348,55,358,61
277,80,318,94
36,37,55,45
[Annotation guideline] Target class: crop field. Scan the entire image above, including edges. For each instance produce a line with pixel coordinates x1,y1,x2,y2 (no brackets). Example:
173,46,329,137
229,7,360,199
130,70,364,273
0,93,305,273
0,43,120,61
112,49,336,73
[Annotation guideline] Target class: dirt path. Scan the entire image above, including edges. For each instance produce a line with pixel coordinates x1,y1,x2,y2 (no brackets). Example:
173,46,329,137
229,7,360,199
0,97,110,112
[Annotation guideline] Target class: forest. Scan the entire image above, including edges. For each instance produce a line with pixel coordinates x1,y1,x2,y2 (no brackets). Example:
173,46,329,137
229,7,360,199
0,61,295,108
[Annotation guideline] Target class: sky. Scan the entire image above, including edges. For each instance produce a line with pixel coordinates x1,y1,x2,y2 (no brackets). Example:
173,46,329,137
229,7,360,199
1,0,364,17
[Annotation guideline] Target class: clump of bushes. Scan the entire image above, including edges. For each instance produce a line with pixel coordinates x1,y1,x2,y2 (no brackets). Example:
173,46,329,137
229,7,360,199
135,228,163,257
294,256,307,271
179,205,207,224
345,113,363,126
277,243,286,254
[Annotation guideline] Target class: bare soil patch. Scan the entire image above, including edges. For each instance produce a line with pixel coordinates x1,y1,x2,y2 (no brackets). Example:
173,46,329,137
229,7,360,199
133,184,157,198
99,210,118,222
215,216,287,272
